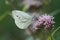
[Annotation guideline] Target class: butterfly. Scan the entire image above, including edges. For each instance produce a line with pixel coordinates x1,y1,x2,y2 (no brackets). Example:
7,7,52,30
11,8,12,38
12,10,35,29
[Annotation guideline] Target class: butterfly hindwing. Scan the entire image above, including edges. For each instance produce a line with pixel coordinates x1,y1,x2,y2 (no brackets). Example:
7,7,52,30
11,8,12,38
12,10,32,29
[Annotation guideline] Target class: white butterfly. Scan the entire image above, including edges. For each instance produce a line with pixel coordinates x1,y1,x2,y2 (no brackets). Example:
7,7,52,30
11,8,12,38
12,10,34,29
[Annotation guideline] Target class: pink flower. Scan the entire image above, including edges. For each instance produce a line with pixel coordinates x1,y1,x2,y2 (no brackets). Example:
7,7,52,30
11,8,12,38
32,14,55,31
22,0,43,8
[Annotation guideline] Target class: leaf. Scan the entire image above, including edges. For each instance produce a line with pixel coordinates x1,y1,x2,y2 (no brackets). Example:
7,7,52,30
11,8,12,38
50,10,60,16
0,13,7,21
0,11,10,21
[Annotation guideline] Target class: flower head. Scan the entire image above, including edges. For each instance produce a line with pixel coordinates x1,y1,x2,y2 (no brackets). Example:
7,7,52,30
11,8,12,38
22,0,43,8
32,14,55,31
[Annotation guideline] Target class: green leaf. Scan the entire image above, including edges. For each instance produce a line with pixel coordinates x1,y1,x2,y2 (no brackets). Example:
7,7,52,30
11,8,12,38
0,11,10,21
50,10,60,16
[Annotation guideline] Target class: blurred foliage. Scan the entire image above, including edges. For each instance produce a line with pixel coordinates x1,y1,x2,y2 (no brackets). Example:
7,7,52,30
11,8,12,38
0,0,60,40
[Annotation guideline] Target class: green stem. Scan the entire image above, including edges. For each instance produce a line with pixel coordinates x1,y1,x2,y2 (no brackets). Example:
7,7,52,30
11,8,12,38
47,26,60,40
52,26,60,37
22,5,28,12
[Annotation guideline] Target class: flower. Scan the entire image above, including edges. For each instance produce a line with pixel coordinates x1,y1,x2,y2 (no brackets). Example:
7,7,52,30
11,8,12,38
22,0,43,8
32,14,55,31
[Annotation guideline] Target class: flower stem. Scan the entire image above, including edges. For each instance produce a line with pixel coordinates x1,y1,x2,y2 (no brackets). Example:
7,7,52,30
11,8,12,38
22,5,28,12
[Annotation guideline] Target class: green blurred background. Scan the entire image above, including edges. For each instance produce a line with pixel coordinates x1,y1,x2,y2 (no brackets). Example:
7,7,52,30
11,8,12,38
0,0,60,40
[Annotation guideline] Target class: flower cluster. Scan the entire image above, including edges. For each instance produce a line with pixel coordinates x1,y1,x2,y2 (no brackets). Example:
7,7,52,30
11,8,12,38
22,0,43,8
32,14,55,31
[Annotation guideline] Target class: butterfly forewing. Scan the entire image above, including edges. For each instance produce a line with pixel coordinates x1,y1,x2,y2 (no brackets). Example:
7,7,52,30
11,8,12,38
12,10,32,29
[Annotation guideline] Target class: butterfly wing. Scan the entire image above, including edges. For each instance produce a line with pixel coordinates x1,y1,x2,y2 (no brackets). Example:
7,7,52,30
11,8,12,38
12,10,32,29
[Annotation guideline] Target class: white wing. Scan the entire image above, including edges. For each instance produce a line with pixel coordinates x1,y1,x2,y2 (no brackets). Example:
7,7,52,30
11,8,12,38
12,10,32,29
